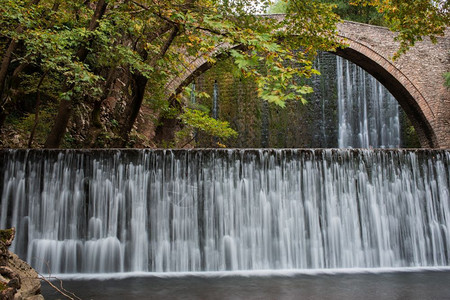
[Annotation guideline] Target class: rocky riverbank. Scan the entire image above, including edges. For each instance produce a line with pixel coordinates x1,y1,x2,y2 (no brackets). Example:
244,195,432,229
0,228,44,300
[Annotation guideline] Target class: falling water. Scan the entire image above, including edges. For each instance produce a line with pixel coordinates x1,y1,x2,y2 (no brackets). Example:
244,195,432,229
1,149,449,274
212,80,219,120
336,56,401,148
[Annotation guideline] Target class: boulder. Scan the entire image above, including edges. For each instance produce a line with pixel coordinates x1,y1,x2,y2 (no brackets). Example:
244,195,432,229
0,228,44,300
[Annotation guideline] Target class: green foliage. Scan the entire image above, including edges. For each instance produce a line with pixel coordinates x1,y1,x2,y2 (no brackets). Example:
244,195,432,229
272,0,449,58
16,107,55,146
269,1,289,13
351,0,450,58
128,129,153,148
317,0,385,25
179,108,237,139
0,0,447,147
270,0,385,24
444,72,450,88
224,0,342,106
0,228,14,243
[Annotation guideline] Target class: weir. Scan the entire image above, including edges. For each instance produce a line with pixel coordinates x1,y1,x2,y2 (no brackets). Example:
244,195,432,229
1,149,449,274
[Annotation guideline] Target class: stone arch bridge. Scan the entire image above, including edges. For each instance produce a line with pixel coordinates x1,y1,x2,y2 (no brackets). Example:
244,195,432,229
162,16,450,148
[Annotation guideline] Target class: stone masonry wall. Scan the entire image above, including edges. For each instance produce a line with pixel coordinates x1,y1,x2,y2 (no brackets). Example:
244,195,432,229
336,22,450,148
163,16,450,148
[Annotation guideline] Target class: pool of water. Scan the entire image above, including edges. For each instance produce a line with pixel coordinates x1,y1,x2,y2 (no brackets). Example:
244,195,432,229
41,268,450,300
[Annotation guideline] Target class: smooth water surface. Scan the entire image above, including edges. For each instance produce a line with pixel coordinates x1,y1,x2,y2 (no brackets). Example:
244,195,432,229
41,269,450,300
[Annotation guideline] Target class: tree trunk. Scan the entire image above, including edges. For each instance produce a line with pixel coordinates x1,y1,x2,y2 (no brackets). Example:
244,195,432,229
0,38,20,102
114,25,180,147
85,23,173,148
84,68,116,147
44,0,108,148
0,38,23,132
154,109,183,145
0,0,41,100
114,73,148,147
0,109,6,132
28,72,47,147
0,1,59,134
43,99,72,148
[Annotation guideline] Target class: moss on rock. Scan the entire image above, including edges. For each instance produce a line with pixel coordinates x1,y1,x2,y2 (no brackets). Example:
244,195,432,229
0,228,14,244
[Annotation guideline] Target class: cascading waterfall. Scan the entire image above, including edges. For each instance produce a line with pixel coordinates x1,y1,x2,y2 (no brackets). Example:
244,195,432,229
336,56,401,148
1,149,449,274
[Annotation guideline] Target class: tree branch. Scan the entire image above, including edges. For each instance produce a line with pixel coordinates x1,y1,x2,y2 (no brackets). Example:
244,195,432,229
75,0,108,61
0,0,41,99
130,0,225,36
28,71,48,147
44,0,109,148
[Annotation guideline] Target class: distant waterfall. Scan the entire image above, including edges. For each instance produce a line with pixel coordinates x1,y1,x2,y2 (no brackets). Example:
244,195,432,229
1,149,449,274
337,57,401,148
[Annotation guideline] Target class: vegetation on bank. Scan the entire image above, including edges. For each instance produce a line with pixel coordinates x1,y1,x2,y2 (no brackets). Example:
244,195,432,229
0,0,448,148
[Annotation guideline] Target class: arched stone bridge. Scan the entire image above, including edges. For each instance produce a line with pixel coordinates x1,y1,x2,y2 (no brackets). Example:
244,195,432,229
164,16,450,148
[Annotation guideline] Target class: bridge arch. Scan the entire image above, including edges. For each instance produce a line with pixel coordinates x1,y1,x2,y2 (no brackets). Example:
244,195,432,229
163,20,449,148
334,38,436,147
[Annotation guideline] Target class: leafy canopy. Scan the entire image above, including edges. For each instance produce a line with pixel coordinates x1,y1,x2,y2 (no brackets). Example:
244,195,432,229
351,0,449,58
0,0,341,105
0,0,448,147
271,0,449,59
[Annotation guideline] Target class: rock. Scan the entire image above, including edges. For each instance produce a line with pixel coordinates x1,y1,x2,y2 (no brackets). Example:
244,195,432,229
1,286,16,299
7,277,20,289
7,253,43,300
0,229,44,300
0,228,15,247
0,228,15,267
